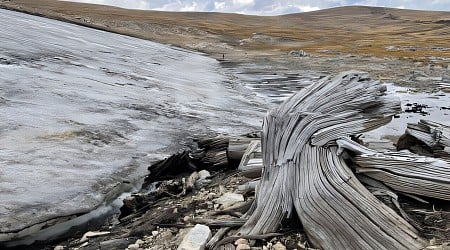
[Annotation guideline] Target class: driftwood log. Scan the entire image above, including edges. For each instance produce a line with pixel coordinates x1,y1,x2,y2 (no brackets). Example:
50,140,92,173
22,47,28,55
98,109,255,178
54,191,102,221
237,71,433,249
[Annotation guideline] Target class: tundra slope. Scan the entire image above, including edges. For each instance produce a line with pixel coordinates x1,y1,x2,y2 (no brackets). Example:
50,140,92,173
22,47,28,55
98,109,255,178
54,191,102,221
1,0,449,66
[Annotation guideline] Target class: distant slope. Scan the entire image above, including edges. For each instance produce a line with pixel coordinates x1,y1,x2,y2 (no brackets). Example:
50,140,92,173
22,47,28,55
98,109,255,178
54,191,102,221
1,0,449,63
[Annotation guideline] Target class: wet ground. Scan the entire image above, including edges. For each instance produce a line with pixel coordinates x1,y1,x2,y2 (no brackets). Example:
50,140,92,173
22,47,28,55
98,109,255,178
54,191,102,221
362,85,450,150
0,9,265,242
228,62,450,151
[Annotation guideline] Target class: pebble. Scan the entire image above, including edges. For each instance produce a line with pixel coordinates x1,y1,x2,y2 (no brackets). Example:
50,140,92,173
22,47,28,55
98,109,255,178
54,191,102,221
127,243,139,250
135,239,144,246
273,241,287,250
54,246,64,250
198,170,211,179
213,192,244,208
152,230,159,236
186,172,200,190
100,238,131,249
235,238,249,245
236,243,251,250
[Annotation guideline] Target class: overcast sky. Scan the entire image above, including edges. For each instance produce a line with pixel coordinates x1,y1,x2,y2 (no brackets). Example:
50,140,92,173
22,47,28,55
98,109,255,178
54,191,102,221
64,0,450,15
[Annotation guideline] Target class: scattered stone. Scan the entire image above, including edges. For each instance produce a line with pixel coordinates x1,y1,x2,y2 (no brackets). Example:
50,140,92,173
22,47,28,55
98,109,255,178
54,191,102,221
135,239,144,246
236,243,251,250
127,243,139,250
234,238,249,245
178,224,211,250
186,171,200,190
196,170,212,188
273,241,287,250
214,192,244,208
79,231,111,243
100,238,131,249
198,170,211,179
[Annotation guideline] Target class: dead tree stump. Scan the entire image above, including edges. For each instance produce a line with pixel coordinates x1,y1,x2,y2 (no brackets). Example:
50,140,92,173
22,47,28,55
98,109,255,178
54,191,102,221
238,71,428,249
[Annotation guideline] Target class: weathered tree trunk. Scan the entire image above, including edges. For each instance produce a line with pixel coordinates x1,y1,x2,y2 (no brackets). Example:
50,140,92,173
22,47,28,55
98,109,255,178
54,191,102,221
238,71,428,249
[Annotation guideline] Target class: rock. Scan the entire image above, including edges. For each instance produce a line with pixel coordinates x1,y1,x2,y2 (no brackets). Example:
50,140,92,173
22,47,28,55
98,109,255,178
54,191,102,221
79,231,111,243
196,170,212,188
234,238,248,245
152,230,159,236
127,243,139,250
187,171,200,187
214,192,244,208
236,243,251,250
273,241,286,250
195,179,211,189
53,246,65,250
198,170,211,179
178,224,211,250
100,238,131,249
135,239,144,246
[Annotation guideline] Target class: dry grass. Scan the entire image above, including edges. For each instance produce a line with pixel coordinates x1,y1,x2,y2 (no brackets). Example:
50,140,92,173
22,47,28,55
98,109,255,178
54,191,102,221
1,0,449,64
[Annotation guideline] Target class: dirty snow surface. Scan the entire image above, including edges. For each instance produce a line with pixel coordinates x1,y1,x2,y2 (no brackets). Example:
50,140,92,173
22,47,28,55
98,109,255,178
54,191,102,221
0,9,263,240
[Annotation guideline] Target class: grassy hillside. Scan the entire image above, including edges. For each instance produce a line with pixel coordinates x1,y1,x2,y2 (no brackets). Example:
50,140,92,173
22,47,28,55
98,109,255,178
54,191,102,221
1,0,449,64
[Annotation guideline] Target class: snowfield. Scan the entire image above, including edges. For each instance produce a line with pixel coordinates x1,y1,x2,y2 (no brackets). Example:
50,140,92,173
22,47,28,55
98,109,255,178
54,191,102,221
0,9,263,241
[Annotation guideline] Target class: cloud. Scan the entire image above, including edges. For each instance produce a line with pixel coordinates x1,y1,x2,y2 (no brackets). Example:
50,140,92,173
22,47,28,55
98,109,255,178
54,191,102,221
62,0,450,15
64,0,151,9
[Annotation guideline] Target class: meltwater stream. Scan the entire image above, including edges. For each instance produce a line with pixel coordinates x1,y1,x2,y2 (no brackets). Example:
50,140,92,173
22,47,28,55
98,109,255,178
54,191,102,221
0,9,265,243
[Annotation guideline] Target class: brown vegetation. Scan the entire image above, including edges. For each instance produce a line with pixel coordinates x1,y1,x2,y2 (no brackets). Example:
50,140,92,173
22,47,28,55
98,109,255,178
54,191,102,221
1,0,449,64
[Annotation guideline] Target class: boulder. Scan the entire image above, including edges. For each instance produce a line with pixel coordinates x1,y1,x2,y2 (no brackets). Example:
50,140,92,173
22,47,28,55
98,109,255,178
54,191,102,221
213,192,244,208
178,224,211,250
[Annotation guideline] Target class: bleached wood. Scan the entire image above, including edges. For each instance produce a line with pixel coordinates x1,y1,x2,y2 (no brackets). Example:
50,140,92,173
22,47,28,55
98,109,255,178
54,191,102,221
406,119,450,159
238,71,427,250
237,140,263,178
228,137,258,160
337,137,450,201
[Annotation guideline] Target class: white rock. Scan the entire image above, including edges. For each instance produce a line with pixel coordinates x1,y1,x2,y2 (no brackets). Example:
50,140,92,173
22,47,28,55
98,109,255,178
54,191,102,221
195,170,212,188
177,224,211,250
236,243,251,250
185,172,200,191
213,192,244,208
234,238,248,245
198,170,211,179
127,243,139,250
79,231,110,243
54,246,64,250
273,241,287,250
135,239,144,246
151,230,159,236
